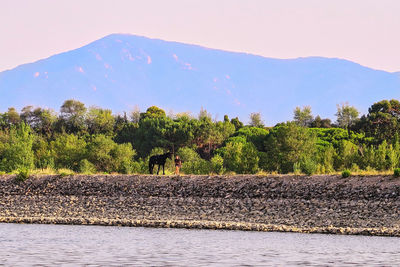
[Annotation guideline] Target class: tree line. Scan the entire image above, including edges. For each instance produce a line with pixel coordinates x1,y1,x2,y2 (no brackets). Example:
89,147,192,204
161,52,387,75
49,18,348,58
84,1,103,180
1,99,400,175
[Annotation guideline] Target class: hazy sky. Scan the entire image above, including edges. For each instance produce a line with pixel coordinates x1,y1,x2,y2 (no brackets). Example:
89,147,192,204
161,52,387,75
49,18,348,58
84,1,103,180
1,0,399,72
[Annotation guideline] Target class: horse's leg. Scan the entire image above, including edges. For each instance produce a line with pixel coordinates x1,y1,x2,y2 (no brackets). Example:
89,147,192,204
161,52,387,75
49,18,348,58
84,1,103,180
162,164,165,175
149,162,153,174
157,164,161,175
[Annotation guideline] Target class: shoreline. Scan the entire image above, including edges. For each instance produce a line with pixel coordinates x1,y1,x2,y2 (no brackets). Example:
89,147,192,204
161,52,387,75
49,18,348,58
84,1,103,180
1,216,399,237
0,174,399,237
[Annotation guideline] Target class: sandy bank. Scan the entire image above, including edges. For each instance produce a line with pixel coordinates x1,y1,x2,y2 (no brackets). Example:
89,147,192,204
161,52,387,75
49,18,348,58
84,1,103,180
0,174,399,236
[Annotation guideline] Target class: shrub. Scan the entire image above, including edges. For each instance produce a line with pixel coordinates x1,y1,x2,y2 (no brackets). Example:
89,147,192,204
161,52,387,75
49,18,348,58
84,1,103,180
51,133,86,171
350,163,360,173
15,168,30,182
300,157,317,176
79,159,96,174
0,123,34,173
131,159,148,174
293,162,302,175
178,147,210,175
394,168,400,177
341,169,351,178
211,155,225,174
222,141,259,174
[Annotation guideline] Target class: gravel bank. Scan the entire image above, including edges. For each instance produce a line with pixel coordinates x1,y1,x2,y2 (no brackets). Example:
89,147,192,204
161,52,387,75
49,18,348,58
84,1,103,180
0,174,399,236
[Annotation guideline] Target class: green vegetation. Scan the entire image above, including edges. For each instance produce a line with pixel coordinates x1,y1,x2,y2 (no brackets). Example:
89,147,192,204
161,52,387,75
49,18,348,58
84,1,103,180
15,168,30,182
1,99,400,175
341,169,351,178
394,168,400,177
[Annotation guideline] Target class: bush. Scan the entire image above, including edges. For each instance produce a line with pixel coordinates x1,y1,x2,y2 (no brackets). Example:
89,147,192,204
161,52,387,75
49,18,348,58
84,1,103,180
79,159,96,174
293,162,302,175
0,123,34,173
394,168,400,177
178,147,210,175
341,169,351,178
51,133,86,171
222,141,259,174
300,157,317,176
211,155,225,174
15,168,30,182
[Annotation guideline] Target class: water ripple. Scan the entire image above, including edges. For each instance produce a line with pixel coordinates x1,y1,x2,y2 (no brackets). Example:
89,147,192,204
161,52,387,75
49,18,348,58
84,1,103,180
0,223,399,266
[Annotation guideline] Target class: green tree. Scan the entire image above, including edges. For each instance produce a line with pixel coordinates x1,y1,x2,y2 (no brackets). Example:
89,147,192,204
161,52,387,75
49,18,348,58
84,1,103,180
310,116,332,128
4,107,21,125
334,140,359,170
140,106,166,120
33,135,54,169
234,126,269,151
359,99,400,142
293,106,313,127
59,99,87,133
130,105,141,123
222,141,259,174
0,123,34,172
249,112,264,128
86,135,136,173
264,122,317,173
51,133,87,170
134,116,174,157
21,106,56,136
335,103,359,129
178,147,210,174
210,154,225,174
198,107,212,120
230,116,244,130
86,107,115,135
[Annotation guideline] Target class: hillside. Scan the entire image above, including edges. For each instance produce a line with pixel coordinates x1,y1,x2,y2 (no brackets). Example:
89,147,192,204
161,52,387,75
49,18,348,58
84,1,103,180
1,34,399,124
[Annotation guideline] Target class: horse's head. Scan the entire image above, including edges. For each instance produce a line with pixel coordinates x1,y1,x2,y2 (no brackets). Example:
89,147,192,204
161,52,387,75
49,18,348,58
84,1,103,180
167,151,173,159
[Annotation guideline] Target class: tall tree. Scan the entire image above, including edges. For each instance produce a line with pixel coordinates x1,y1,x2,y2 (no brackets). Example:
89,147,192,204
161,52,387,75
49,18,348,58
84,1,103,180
293,106,313,127
249,112,264,128
59,99,87,133
359,99,400,142
0,123,34,172
86,107,115,135
335,103,359,129
310,115,332,128
4,107,21,125
264,122,317,173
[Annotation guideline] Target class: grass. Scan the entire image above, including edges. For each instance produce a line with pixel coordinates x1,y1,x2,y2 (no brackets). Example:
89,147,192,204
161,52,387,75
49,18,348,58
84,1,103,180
30,168,58,175
57,168,75,177
1,167,399,177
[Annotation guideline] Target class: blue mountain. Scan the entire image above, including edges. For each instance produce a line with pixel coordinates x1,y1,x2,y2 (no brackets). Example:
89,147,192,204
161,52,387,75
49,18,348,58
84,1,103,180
1,33,399,125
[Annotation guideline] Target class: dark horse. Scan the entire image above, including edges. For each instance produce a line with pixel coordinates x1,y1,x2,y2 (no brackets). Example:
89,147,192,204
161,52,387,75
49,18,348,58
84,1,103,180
149,152,173,175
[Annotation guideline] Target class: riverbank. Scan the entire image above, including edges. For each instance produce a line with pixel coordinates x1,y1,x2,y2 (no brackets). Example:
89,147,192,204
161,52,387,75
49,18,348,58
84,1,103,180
0,174,399,236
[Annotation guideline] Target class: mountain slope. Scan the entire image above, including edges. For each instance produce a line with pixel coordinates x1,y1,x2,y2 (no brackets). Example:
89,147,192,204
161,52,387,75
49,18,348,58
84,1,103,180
1,34,399,124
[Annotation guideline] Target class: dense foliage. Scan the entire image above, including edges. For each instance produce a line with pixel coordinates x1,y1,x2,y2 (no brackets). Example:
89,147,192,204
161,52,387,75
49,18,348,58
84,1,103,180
1,99,400,175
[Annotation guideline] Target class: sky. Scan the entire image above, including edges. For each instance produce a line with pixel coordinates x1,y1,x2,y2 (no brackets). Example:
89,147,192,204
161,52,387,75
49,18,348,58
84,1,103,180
0,0,399,73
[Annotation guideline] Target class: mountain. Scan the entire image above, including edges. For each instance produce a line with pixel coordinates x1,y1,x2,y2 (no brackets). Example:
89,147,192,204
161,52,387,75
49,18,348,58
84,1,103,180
1,33,399,125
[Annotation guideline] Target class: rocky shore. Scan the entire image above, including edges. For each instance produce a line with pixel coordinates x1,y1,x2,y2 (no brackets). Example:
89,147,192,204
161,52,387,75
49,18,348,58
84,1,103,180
0,174,399,236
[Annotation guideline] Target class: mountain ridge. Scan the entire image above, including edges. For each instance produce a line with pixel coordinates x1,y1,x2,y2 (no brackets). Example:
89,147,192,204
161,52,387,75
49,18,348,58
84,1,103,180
1,34,399,124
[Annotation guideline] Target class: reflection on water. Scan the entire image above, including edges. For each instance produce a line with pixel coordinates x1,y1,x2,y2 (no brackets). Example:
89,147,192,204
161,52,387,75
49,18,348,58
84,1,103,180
0,223,399,266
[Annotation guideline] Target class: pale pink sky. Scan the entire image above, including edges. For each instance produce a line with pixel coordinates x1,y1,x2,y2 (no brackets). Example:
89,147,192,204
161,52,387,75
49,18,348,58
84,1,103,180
1,0,399,72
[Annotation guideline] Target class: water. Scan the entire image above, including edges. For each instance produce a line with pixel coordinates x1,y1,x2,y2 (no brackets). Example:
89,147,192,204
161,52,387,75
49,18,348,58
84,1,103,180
0,223,399,266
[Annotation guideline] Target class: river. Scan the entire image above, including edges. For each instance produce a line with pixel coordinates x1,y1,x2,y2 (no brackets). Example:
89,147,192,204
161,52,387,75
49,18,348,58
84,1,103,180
0,223,399,266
